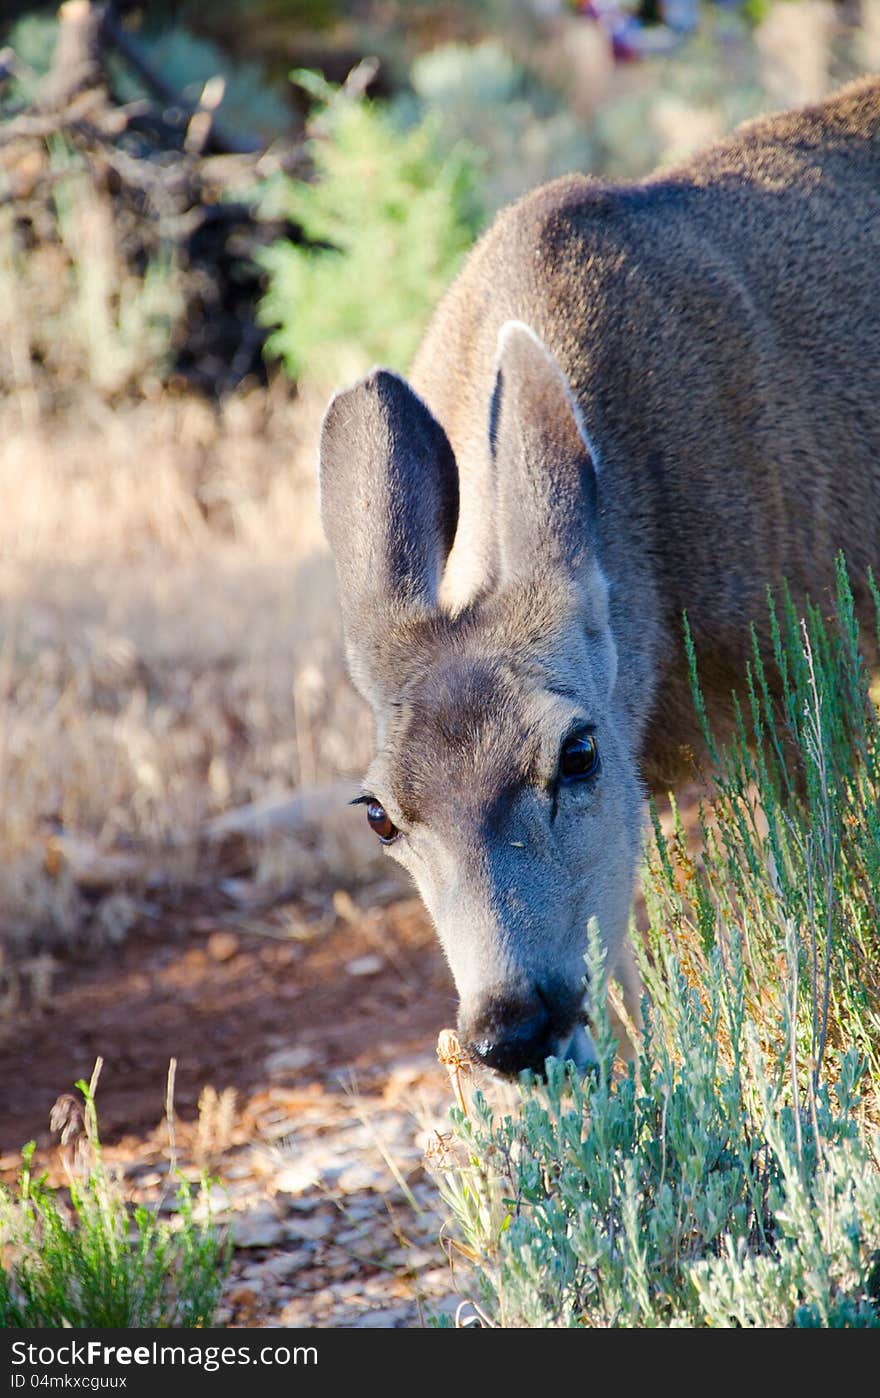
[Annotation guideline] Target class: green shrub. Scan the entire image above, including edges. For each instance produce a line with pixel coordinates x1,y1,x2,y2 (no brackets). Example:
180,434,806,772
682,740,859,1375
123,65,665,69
0,1071,229,1328
50,153,185,397
258,71,480,384
432,559,880,1328
0,141,185,404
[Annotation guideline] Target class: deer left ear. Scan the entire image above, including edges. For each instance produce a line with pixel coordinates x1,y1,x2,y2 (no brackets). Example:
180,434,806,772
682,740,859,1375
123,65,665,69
318,367,459,708
488,321,617,696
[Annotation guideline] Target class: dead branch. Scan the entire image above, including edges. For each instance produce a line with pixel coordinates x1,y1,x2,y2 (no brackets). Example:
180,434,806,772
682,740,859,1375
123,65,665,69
99,6,262,155
41,0,106,112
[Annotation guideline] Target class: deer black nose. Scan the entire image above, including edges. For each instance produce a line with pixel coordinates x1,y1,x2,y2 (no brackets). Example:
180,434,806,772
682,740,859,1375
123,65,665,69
465,991,555,1078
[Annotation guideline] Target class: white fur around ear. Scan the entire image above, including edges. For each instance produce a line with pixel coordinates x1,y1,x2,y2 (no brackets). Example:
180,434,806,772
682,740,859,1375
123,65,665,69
494,321,602,477
592,602,618,701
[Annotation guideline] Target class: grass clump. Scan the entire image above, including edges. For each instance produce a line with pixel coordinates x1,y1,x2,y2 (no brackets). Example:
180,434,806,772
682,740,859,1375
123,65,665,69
432,557,880,1328
0,1063,229,1328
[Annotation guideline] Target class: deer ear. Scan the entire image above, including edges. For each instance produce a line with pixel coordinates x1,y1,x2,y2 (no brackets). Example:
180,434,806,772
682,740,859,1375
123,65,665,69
489,322,617,695
319,369,459,705
489,321,600,584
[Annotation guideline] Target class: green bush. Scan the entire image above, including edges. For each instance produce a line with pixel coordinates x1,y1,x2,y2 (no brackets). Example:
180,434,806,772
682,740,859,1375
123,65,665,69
0,1073,229,1328
258,71,480,384
0,155,184,405
432,558,880,1328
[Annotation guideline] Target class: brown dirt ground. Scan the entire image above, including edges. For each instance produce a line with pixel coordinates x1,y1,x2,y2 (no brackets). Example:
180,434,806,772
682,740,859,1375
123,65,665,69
0,896,466,1328
0,898,453,1151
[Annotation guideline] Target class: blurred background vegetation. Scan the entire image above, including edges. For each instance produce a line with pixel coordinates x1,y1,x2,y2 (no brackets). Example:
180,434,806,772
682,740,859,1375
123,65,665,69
2,5,879,1333
0,0,878,962
3,0,879,402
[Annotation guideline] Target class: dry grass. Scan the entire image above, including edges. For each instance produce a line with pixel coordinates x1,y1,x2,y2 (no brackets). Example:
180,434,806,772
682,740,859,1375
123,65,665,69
0,381,384,953
2,0,877,961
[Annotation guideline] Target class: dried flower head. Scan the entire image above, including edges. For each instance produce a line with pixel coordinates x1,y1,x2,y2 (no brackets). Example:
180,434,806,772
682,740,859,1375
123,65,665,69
436,1028,471,1116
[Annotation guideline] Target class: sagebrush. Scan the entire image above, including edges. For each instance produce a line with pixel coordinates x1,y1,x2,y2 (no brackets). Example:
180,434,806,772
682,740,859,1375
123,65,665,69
433,559,880,1328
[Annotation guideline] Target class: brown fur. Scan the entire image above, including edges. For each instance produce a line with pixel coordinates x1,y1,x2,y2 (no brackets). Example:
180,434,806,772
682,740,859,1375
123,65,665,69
410,76,880,787
319,80,880,1074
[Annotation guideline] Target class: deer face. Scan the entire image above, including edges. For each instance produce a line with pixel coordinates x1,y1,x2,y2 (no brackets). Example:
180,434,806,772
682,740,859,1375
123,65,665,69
319,324,642,1076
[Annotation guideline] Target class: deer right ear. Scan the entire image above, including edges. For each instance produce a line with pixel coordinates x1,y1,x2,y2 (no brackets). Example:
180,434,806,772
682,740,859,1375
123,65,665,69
319,369,459,707
489,321,600,586
489,322,618,698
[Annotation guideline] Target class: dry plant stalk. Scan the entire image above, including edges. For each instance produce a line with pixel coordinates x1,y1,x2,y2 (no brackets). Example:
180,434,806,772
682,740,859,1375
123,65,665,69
437,1029,472,1117
50,1054,103,1182
49,1092,88,1182
606,978,643,1063
195,1084,237,1168
165,1056,178,1173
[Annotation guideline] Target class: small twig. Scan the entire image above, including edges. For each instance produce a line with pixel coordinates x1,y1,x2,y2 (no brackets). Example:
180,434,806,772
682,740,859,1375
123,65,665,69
606,976,642,1059
455,1298,494,1328
165,1056,178,1175
337,1068,422,1213
0,89,107,144
184,75,225,157
100,7,260,155
41,0,105,113
87,1055,104,1104
800,620,836,1094
341,57,380,102
0,45,31,87
784,913,804,1164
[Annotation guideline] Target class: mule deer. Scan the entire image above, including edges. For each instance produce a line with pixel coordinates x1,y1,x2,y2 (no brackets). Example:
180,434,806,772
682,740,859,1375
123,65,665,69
319,77,880,1076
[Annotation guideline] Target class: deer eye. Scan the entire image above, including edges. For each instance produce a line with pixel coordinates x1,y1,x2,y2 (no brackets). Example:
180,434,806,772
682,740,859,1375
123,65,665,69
559,732,599,782
366,800,399,844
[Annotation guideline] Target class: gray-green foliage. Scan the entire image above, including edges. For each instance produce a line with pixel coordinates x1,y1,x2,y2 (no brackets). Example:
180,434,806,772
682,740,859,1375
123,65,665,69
112,27,292,144
258,71,480,384
4,16,291,143
50,149,184,396
0,145,184,403
0,1080,229,1328
3,15,57,104
395,41,596,215
433,559,880,1327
